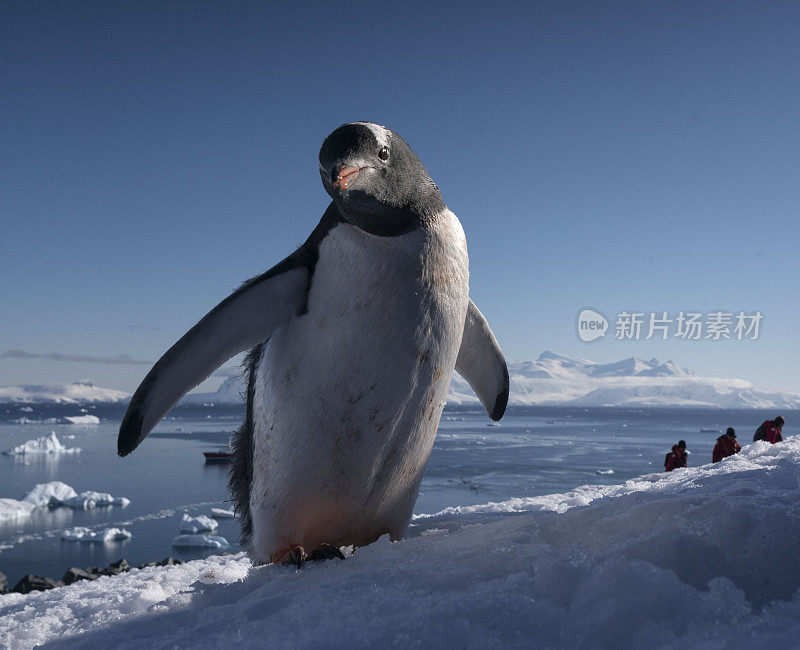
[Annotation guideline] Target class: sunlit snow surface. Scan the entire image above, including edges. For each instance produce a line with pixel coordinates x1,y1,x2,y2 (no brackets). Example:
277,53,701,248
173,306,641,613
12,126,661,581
2,438,799,649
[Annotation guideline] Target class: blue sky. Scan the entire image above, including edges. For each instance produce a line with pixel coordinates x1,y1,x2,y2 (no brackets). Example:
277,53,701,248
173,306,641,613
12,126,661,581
1,1,799,393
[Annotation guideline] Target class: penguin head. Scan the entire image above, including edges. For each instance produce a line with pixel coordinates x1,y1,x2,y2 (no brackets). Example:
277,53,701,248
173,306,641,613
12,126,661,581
319,122,444,236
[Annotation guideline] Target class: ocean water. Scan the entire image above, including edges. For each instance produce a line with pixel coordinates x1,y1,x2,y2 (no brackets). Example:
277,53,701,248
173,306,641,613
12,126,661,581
0,402,792,587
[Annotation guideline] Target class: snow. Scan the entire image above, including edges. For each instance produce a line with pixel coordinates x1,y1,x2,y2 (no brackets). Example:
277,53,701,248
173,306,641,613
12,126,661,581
179,514,218,533
448,351,800,409
211,508,235,518
61,527,132,543
2,431,81,456
171,534,229,549
0,482,129,522
0,380,129,404
63,414,100,424
2,437,800,648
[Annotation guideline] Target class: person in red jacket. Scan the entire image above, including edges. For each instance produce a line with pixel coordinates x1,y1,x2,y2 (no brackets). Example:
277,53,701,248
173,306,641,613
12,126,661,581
754,416,785,444
713,428,741,463
665,440,688,472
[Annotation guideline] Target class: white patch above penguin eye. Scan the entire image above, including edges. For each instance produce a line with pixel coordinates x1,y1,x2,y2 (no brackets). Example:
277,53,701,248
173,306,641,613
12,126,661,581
352,121,391,149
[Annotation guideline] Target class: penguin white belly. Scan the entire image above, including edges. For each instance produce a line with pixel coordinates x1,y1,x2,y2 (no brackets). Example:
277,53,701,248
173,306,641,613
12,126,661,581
248,213,469,561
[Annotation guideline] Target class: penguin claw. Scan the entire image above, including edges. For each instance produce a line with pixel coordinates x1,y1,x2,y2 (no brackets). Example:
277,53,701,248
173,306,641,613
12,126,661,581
307,543,346,562
272,545,306,568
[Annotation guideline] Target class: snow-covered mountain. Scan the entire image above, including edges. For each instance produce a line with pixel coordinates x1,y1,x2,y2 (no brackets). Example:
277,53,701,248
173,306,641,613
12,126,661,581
0,380,129,404
181,375,243,405
448,351,800,410
3,353,799,409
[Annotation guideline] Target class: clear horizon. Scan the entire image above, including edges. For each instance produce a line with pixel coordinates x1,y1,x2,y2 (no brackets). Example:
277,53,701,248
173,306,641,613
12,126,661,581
2,2,799,394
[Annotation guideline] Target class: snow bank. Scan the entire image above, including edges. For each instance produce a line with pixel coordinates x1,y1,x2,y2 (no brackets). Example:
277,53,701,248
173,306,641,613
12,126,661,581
63,414,100,425
61,527,132,543
179,514,218,534
0,482,129,522
171,534,229,549
2,431,81,456
3,438,800,649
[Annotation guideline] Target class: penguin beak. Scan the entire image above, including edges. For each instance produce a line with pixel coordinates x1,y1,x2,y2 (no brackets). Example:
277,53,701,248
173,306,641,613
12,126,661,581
332,166,361,191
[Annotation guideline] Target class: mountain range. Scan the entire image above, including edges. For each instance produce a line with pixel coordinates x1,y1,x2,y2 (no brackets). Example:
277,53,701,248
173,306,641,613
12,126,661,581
2,353,799,410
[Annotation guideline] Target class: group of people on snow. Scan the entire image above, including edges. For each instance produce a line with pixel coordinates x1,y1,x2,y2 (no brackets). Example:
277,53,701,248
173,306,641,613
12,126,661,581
664,416,785,472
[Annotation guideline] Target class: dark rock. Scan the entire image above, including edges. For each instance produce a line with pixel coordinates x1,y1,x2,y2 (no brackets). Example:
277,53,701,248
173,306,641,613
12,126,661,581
0,570,7,593
157,557,183,567
85,566,105,577
62,567,98,585
12,574,61,594
137,562,157,569
102,558,131,576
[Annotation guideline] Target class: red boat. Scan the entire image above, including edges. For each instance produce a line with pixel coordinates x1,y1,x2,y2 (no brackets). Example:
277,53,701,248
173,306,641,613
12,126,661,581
203,450,232,463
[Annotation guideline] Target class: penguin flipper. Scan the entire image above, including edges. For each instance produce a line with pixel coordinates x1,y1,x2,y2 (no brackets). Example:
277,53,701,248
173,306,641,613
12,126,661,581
117,262,309,457
455,299,509,421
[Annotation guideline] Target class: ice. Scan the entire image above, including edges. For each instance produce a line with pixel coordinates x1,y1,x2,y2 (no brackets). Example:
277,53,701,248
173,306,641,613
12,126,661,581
0,482,129,523
63,415,100,425
211,508,235,518
61,527,132,543
21,481,78,506
179,514,218,533
595,468,615,475
0,498,36,523
2,432,81,456
171,534,229,549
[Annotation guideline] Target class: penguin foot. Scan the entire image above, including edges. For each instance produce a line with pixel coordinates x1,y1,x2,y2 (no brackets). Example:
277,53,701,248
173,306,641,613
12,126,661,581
307,543,346,562
272,545,306,568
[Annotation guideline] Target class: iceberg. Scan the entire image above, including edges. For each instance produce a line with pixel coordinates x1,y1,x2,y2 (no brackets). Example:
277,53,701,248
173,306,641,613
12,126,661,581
63,415,100,425
0,482,130,522
171,534,229,549
21,481,78,506
61,527,132,543
0,498,36,523
179,514,218,534
2,431,81,456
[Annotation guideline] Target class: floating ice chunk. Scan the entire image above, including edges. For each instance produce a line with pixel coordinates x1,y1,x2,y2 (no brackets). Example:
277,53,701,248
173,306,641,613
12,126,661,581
11,417,60,424
172,534,229,549
22,481,78,506
0,498,36,522
62,527,132,543
211,508,235,518
19,406,33,412
179,514,219,533
78,491,131,507
3,431,81,456
596,469,615,475
63,414,100,425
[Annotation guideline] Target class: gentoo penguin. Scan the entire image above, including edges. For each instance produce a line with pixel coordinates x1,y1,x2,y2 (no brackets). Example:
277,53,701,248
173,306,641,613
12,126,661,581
118,122,508,565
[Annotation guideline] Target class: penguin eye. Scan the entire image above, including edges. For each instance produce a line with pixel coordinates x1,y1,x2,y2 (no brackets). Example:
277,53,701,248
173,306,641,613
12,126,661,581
378,146,389,161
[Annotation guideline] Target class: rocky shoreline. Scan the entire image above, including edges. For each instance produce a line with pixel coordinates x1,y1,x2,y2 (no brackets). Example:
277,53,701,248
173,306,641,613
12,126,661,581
0,556,191,595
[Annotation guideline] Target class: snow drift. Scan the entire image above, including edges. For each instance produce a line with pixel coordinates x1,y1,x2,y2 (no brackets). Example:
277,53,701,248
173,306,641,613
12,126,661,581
2,437,800,648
